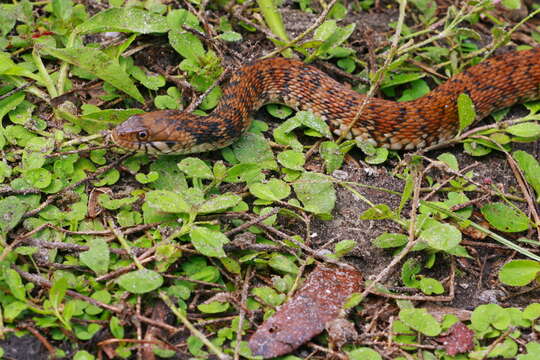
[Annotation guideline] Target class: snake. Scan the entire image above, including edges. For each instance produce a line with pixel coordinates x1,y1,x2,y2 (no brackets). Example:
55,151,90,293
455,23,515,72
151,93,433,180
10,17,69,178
111,48,540,154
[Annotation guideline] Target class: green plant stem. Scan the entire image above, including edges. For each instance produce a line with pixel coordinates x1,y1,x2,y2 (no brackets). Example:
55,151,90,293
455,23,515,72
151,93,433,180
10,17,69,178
108,218,144,270
60,132,105,148
481,7,540,61
256,0,289,42
32,48,58,98
256,0,293,57
396,0,491,56
6,76,50,103
262,0,338,59
420,201,540,261
57,31,77,95
159,292,231,360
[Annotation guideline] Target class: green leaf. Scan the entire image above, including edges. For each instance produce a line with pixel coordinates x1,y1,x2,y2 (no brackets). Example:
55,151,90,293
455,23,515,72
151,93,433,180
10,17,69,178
251,286,285,307
293,111,332,138
4,301,28,322
315,23,355,57
489,338,518,358
189,226,229,258
381,72,424,89
481,202,529,233
517,341,540,360
79,238,110,275
320,141,344,174
249,179,291,201
506,122,540,138
24,168,52,189
501,0,522,10
4,268,26,301
401,258,421,288
523,303,540,321
437,153,458,171
419,222,461,251
128,66,165,90
75,8,169,34
197,301,230,313
365,147,389,165
218,31,242,42
348,347,382,360
0,92,25,121
499,260,540,286
50,277,69,309
293,172,336,214
220,257,241,274
198,193,241,214
232,132,277,170
457,93,476,132
200,86,222,110
419,277,444,295
399,308,441,336
0,196,28,233
470,304,511,332
117,269,164,294
333,239,356,258
52,0,73,22
167,9,200,30
73,350,95,360
277,150,305,171
513,150,540,202
135,171,159,184
150,156,188,191
372,233,408,248
410,0,438,20
146,190,190,213
178,157,213,179
398,79,430,102
360,204,394,220
266,104,293,119
169,31,205,62
268,254,299,274
41,46,144,103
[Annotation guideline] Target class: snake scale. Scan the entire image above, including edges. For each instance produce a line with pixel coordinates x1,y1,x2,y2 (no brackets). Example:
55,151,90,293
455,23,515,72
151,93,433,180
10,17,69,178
112,48,540,154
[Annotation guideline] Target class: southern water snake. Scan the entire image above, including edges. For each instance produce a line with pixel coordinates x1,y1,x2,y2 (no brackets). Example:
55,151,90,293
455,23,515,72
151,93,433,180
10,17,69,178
111,48,540,154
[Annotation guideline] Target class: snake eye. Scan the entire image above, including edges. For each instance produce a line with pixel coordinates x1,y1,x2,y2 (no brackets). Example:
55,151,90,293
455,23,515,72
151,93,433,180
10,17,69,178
137,130,148,140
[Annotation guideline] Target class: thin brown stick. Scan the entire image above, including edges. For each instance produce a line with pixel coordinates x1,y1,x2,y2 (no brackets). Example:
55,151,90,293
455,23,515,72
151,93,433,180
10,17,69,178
224,207,279,236
233,266,253,360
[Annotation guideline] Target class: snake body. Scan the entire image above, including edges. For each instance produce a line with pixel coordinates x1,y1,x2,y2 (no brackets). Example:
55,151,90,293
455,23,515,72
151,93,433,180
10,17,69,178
112,48,540,154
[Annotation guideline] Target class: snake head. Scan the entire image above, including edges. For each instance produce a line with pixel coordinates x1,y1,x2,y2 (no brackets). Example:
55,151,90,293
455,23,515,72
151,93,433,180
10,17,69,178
111,110,235,155
111,110,197,154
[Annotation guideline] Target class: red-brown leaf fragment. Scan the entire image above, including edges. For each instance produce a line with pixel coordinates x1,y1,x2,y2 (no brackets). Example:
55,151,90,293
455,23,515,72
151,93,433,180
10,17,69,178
248,264,363,358
438,321,475,356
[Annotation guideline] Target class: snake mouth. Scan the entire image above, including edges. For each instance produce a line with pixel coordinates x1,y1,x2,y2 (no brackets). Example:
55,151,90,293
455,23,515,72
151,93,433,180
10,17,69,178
142,140,182,154
130,140,182,154
111,130,181,154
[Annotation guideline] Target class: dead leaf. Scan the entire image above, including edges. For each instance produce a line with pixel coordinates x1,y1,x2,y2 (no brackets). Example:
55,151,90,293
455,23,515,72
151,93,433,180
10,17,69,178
437,322,474,356
249,264,363,358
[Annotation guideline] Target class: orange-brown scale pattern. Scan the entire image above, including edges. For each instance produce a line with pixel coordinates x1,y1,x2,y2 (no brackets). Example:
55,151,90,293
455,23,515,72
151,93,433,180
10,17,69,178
111,48,540,154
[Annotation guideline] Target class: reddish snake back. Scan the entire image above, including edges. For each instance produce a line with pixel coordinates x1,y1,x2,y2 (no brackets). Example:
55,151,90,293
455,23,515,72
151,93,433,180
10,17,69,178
112,48,540,154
